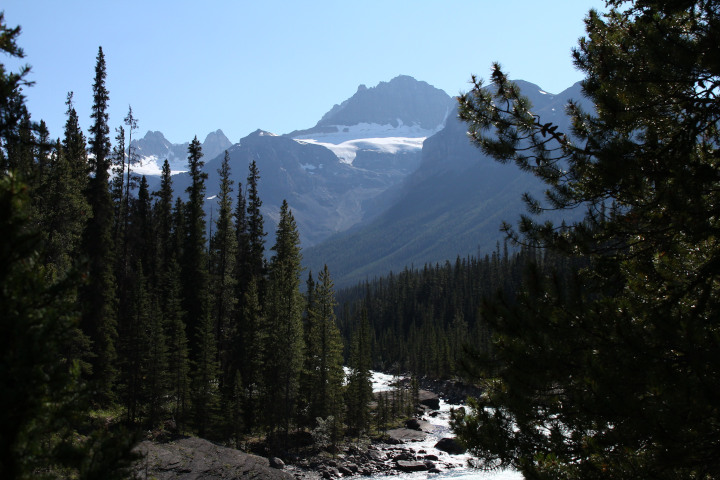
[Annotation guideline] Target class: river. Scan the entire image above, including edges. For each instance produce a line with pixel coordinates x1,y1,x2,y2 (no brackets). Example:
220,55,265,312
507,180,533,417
367,372,521,480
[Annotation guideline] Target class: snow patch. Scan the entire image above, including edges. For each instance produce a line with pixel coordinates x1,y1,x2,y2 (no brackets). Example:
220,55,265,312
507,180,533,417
293,122,441,144
135,154,187,176
295,137,425,164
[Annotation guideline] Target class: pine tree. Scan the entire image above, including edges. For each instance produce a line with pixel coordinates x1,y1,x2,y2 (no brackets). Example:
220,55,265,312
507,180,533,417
181,136,209,353
263,200,304,442
191,309,221,438
240,277,265,432
345,309,373,435
451,1,720,478
234,161,266,432
210,151,238,389
303,266,345,434
245,159,266,285
210,151,241,439
0,14,32,172
164,257,191,430
79,45,118,405
0,172,136,479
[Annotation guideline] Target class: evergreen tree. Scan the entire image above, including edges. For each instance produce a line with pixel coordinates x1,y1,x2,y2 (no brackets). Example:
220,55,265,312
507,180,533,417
0,173,137,480
153,159,174,278
343,309,375,435
181,136,209,352
191,309,221,438
234,161,265,432
240,277,265,432
0,13,32,172
303,266,345,434
164,257,191,430
263,200,304,443
110,125,126,240
210,151,241,437
451,1,720,478
118,260,151,424
210,151,238,388
80,46,118,404
245,159,266,284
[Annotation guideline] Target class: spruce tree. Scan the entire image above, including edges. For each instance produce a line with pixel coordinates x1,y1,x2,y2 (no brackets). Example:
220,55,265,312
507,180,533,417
80,45,118,404
451,1,720,478
345,309,373,435
240,277,265,432
191,309,221,438
245,159,266,284
0,13,31,171
303,266,345,433
210,151,241,437
263,200,304,442
210,151,238,389
164,257,191,430
0,172,140,480
153,159,174,277
181,136,209,352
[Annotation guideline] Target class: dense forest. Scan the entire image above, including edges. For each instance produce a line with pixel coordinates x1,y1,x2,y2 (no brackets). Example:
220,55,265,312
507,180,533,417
3,0,720,478
336,246,577,379
0,16,382,477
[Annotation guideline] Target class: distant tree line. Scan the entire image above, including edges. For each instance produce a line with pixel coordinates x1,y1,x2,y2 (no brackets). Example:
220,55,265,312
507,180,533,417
336,244,578,379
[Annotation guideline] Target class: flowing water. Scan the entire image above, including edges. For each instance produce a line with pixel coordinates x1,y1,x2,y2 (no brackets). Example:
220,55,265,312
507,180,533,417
366,372,522,480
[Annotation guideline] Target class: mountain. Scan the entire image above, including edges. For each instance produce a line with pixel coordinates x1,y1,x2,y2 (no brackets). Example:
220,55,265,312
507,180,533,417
130,76,589,286
132,129,232,176
171,128,408,247
303,81,591,287
166,76,454,248
288,75,455,182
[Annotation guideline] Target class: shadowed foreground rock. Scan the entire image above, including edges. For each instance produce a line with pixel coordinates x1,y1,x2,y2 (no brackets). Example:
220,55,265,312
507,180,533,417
434,437,467,455
133,437,294,480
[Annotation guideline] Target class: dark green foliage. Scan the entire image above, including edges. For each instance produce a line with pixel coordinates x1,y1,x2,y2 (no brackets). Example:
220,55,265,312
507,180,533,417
0,13,32,171
181,136,209,352
450,1,720,478
191,309,221,438
239,277,265,432
234,162,267,432
80,46,118,405
245,160,266,282
0,173,137,479
344,309,373,435
163,258,191,430
210,151,241,438
337,247,530,378
210,152,238,391
302,266,345,434
263,200,305,440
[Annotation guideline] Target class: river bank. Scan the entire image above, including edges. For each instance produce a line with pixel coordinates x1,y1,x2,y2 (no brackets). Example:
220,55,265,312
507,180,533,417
133,372,520,480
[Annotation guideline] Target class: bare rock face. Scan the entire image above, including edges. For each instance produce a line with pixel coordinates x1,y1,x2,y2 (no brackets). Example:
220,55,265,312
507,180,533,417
134,437,294,480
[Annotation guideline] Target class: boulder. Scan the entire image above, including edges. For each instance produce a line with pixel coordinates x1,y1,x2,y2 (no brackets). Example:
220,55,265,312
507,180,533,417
396,460,430,472
434,437,467,455
133,437,294,480
405,418,422,430
269,457,285,469
419,390,440,410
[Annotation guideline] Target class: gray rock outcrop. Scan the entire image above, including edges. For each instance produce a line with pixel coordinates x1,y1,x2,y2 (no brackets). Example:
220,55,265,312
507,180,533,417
133,436,294,480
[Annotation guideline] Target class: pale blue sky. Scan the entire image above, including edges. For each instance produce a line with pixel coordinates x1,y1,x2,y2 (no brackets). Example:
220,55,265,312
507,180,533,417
3,1,605,144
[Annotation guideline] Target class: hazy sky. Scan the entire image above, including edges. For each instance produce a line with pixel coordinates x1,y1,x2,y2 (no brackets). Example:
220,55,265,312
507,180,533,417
3,1,605,145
